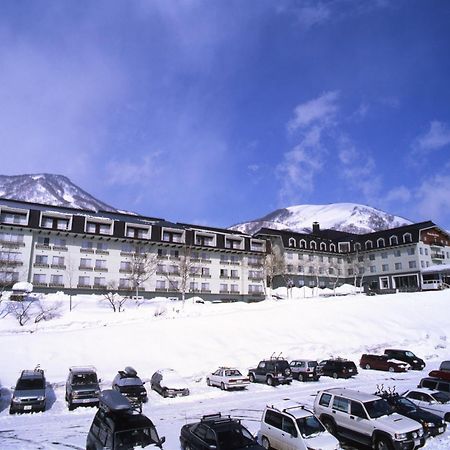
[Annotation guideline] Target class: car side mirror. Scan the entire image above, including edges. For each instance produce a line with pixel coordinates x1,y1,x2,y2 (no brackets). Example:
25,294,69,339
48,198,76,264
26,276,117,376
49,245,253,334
143,381,146,384
160,436,166,444
98,378,102,383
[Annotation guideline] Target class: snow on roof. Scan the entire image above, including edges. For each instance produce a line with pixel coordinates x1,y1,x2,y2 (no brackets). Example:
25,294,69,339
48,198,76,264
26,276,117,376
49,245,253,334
12,281,33,292
422,263,450,273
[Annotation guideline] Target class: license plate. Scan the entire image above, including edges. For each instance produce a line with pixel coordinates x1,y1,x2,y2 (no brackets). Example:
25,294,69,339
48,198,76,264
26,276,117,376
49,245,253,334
82,399,92,403
24,405,32,410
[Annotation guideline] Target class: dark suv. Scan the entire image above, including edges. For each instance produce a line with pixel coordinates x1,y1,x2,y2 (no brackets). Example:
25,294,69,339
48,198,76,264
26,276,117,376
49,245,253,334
112,366,147,408
180,413,264,450
248,357,292,386
384,349,425,370
86,390,165,450
318,358,358,379
65,366,101,410
10,367,46,414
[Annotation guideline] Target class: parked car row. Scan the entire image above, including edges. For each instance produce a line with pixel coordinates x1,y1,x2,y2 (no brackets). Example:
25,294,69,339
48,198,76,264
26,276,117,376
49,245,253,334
360,349,426,373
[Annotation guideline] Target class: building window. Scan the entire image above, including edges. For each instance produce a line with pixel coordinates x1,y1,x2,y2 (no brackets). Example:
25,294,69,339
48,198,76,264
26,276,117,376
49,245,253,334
201,282,210,292
381,252,388,259
287,252,293,260
308,254,314,261
348,268,354,276
52,256,65,267
310,241,317,250
298,265,304,273
380,277,389,289
320,242,327,251
407,247,415,255
382,264,389,272
190,281,199,291
288,238,296,247
94,277,106,287
377,238,385,248
37,236,50,246
119,278,131,289
330,243,336,252
370,265,376,273
50,274,63,286
409,261,417,269
248,284,262,294
80,258,92,269
230,284,239,293
419,247,423,255
403,233,412,243
156,280,166,290
358,256,364,262
78,276,90,287
395,262,402,270
369,254,375,261
389,235,398,246
35,255,48,266
82,240,94,250
309,266,314,274
95,260,107,270
424,248,428,256
421,261,425,268
0,210,28,225
394,249,401,257
365,240,373,250
33,273,47,285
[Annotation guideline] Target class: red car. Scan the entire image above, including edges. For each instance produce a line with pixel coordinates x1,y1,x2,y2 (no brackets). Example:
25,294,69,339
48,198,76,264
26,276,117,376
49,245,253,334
360,354,410,372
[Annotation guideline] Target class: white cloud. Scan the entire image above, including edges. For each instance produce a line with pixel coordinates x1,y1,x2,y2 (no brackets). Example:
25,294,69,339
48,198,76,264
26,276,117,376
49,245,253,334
415,172,450,223
385,186,412,204
287,91,339,132
106,152,164,186
414,121,450,152
295,3,331,28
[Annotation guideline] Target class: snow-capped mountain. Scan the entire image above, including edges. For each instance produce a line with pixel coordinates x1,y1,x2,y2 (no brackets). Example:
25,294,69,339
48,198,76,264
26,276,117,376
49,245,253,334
230,203,412,235
0,174,118,212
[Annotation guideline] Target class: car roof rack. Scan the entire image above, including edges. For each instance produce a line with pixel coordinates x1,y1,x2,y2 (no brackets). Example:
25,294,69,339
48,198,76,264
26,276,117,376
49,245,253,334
269,352,286,360
201,413,239,425
69,365,97,373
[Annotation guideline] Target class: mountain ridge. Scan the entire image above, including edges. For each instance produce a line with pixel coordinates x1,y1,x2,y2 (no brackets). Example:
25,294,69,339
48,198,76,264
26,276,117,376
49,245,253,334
230,203,413,235
0,174,118,212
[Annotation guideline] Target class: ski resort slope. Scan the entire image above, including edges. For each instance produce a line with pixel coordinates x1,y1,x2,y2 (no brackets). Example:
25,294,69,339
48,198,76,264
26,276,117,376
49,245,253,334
0,289,450,449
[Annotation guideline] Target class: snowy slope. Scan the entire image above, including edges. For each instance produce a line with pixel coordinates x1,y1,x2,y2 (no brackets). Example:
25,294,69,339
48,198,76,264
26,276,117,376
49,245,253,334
0,289,449,449
0,174,117,212
230,203,412,235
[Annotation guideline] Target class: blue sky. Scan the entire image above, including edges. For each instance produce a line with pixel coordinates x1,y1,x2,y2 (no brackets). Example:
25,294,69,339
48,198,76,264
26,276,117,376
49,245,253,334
1,1,450,229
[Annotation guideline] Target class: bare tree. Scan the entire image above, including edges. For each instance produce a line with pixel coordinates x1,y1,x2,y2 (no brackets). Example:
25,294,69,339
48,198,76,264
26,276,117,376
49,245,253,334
348,250,369,293
326,256,341,296
261,245,285,297
34,301,62,323
65,255,78,312
125,244,158,299
3,300,34,326
163,245,199,304
102,281,128,312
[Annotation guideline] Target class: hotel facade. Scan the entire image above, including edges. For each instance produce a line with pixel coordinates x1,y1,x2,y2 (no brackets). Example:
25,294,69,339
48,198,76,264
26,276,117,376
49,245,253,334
0,198,449,300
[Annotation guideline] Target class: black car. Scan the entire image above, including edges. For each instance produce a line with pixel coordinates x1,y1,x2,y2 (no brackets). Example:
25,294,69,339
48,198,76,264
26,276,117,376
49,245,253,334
318,358,358,379
248,356,292,386
377,391,446,437
384,349,426,370
112,367,147,408
86,390,165,450
418,377,450,394
180,413,264,450
65,366,100,410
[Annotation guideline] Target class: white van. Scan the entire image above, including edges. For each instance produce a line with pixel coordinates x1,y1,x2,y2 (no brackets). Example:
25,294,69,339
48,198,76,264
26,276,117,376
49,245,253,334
258,400,341,450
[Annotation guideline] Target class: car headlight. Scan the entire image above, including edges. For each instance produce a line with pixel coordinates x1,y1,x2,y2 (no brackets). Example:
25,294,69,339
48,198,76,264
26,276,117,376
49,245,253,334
418,428,424,437
423,422,434,428
394,433,407,440
11,397,19,403
37,396,45,401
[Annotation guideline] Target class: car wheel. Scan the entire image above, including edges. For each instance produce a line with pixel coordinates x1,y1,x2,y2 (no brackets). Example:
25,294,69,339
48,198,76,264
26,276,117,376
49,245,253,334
375,437,393,450
365,364,371,370
220,382,226,391
444,413,450,422
266,376,274,386
206,378,211,386
68,402,75,411
388,366,395,373
162,388,168,398
249,373,256,383
321,417,337,435
298,374,304,382
261,436,271,449
332,372,338,379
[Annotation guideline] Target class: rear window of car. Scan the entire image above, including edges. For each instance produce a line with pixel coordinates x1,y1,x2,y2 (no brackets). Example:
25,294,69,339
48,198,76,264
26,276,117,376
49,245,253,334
308,361,317,368
421,379,437,390
437,382,450,393
275,361,290,371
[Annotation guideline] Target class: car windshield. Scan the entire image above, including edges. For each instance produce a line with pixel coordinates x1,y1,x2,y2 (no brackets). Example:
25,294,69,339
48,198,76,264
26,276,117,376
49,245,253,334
296,415,325,437
217,425,255,449
225,370,242,377
115,426,159,449
308,361,318,368
405,351,415,358
72,373,97,385
432,392,450,404
396,397,417,412
364,399,393,418
16,379,45,390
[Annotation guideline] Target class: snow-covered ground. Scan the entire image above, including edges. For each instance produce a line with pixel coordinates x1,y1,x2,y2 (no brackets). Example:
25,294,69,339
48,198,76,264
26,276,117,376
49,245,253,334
1,288,450,449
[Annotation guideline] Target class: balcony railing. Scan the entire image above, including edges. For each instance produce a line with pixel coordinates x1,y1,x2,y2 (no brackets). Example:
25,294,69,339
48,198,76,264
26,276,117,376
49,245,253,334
36,244,51,250
33,282,48,287
49,282,65,288
0,240,25,247
51,264,66,269
96,250,109,255
94,267,108,272
53,246,68,251
77,284,92,289
431,253,445,260
79,265,93,270
80,248,95,253
34,263,49,268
